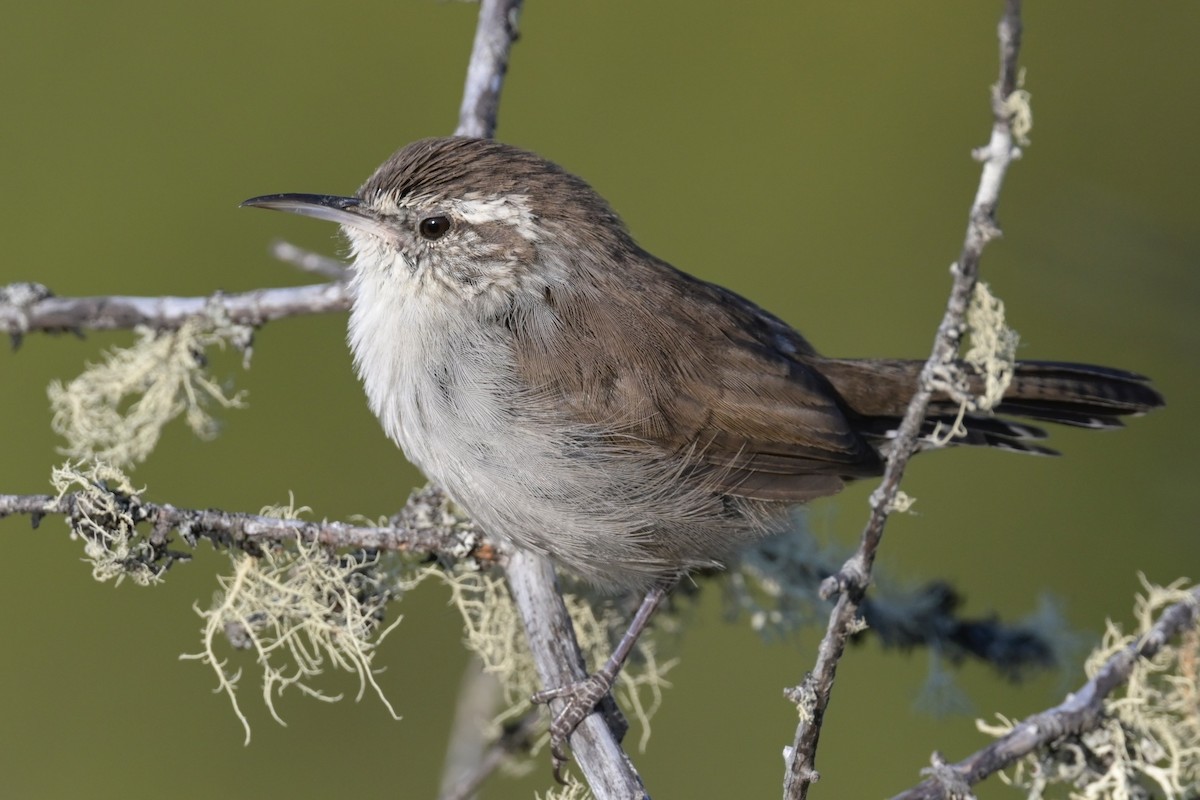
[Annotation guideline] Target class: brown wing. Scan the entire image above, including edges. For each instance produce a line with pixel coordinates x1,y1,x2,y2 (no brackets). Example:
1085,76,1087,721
512,250,883,502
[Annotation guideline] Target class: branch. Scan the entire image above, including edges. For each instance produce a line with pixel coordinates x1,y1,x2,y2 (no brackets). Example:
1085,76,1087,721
890,585,1200,800
782,2,1025,797
506,550,648,799
456,0,523,139
439,707,542,800
0,484,500,565
0,280,349,340
732,532,1060,677
860,581,1055,677
268,240,350,280
438,659,518,800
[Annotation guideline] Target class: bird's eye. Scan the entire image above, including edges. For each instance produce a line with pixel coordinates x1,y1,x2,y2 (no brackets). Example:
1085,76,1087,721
419,215,452,241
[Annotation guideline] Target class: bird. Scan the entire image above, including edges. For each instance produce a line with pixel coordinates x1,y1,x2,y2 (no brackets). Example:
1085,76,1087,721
242,135,1164,774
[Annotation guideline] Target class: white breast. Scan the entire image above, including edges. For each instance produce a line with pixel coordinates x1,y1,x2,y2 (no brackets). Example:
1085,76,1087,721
346,263,763,589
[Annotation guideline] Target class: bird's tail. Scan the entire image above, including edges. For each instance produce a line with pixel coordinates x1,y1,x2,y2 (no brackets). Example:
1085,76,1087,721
817,358,1165,455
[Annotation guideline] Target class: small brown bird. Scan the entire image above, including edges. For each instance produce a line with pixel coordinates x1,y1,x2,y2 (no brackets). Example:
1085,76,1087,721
244,136,1164,772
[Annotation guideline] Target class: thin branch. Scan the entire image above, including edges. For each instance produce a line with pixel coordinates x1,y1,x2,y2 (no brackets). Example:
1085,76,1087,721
0,485,500,565
439,713,543,800
782,2,1025,798
268,240,350,280
733,534,1059,676
0,280,349,338
889,585,1200,800
456,0,523,139
438,659,508,800
506,550,648,799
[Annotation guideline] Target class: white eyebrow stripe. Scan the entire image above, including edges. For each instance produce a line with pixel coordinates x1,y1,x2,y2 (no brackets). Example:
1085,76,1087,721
452,195,540,241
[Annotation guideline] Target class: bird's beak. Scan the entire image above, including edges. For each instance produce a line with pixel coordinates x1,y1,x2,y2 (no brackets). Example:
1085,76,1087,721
241,193,390,237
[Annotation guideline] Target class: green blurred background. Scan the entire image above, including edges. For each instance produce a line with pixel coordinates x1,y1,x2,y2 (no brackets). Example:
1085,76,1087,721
1,2,1196,798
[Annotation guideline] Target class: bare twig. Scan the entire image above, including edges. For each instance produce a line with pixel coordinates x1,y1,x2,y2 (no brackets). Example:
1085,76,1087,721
0,281,349,338
439,659,506,800
507,550,648,799
782,3,1025,798
268,239,350,280
439,711,543,800
456,0,523,139
889,585,1200,800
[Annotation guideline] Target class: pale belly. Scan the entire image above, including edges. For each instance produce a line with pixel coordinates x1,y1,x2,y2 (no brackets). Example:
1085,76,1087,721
347,276,774,589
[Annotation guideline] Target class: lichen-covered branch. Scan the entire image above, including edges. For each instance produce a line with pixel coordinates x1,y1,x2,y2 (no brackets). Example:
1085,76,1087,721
182,534,406,745
0,482,499,570
890,582,1200,800
782,2,1026,797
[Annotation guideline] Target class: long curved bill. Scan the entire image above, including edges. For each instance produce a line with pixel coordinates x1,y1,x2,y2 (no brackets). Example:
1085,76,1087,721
241,193,390,237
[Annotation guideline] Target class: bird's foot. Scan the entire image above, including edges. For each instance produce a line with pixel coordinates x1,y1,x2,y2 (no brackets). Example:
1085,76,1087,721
531,670,616,783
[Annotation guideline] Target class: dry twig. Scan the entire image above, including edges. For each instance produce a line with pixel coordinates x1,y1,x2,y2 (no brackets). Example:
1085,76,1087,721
783,2,1027,797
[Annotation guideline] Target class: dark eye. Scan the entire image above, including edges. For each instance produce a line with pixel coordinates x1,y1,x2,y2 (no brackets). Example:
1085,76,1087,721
419,215,452,241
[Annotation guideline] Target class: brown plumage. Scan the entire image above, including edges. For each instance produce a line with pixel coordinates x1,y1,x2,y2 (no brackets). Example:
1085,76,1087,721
245,136,1165,588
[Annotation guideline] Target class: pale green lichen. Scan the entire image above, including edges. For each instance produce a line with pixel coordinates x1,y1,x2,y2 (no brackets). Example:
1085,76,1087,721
979,576,1200,799
182,501,402,744
50,460,163,586
1003,70,1034,147
48,312,248,469
535,776,592,800
885,490,918,515
414,565,676,757
927,280,1020,446
964,281,1020,412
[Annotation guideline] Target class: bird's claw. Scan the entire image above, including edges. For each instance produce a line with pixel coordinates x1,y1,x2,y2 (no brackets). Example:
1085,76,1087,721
532,672,614,783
